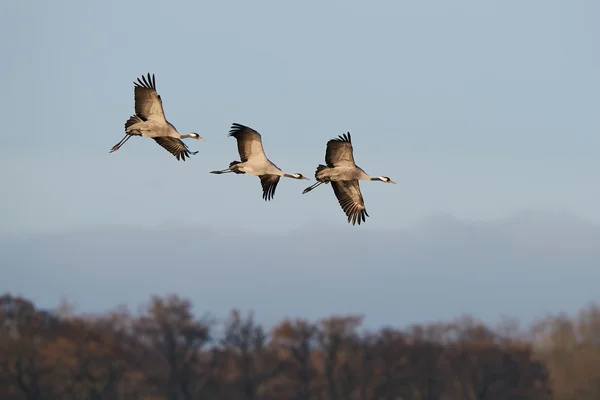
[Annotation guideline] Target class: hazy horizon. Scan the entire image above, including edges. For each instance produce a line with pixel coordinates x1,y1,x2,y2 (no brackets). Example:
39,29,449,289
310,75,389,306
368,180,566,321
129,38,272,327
3,210,599,330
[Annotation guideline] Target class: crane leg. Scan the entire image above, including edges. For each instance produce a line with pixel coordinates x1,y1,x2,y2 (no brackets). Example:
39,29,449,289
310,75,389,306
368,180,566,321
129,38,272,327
109,134,132,153
302,181,324,194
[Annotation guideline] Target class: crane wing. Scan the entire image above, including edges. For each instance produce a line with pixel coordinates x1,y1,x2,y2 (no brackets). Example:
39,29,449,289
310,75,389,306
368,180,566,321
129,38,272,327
325,132,356,168
331,180,369,225
228,123,268,163
153,137,198,161
259,174,281,201
133,73,167,123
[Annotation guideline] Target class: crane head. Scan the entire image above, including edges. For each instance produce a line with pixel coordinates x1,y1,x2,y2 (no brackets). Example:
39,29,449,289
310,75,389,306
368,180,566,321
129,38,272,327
190,132,205,141
293,173,309,180
379,176,396,184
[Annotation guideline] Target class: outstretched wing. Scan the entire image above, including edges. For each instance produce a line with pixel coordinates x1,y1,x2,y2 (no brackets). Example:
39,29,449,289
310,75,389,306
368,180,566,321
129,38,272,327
259,174,281,201
325,132,356,168
153,137,198,161
134,73,167,123
331,180,369,225
228,123,268,163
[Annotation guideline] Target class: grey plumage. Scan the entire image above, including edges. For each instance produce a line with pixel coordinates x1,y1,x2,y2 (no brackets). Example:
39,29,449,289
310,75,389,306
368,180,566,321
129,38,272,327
109,73,204,160
302,132,396,225
210,123,309,201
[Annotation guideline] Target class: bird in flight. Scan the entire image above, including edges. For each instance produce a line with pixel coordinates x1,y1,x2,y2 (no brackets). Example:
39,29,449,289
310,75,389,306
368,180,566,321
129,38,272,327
210,123,309,201
302,132,395,225
109,73,204,160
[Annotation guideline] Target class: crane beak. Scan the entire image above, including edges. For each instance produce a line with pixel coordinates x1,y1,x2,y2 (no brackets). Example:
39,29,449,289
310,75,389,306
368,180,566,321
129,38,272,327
389,179,396,184
198,137,206,141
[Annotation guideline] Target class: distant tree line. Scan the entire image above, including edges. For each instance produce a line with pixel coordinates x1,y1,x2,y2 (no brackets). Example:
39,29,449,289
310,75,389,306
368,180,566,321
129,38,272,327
1,293,599,399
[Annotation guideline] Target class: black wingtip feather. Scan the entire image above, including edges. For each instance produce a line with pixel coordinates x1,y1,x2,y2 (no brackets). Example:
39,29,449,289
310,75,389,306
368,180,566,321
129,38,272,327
260,175,280,201
262,184,276,201
348,208,368,226
333,132,352,143
228,122,249,138
263,187,275,201
134,73,157,90
328,131,352,145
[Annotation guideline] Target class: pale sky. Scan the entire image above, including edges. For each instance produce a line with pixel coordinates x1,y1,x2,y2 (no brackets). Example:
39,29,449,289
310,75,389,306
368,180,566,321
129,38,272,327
1,0,599,326
1,0,599,235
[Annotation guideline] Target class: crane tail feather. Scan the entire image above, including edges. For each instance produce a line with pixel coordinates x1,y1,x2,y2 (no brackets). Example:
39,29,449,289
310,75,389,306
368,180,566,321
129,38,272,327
228,161,245,174
315,164,329,180
124,115,144,132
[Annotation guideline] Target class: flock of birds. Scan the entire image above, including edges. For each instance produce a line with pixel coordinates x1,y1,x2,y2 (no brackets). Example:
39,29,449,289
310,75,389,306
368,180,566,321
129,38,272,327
110,73,396,226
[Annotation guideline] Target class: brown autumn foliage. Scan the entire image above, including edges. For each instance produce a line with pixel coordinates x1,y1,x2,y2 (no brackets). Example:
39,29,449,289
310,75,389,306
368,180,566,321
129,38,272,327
1,292,599,399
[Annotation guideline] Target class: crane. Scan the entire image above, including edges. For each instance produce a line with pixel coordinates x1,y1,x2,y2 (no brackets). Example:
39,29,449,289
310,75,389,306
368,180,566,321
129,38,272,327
302,132,395,225
210,123,309,201
109,73,204,161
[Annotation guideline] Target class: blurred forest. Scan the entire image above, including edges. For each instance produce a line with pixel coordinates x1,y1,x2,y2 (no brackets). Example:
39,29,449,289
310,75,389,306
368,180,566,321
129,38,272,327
1,293,599,400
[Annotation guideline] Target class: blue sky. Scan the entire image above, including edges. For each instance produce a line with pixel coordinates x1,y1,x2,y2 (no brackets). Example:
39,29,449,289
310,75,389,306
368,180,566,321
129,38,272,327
1,1,599,326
